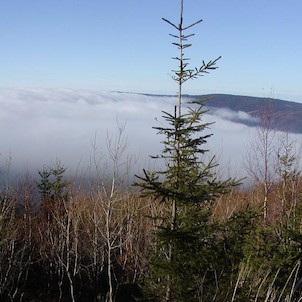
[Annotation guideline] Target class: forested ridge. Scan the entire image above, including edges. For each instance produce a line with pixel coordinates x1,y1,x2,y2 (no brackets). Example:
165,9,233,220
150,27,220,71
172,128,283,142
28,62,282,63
137,93,302,134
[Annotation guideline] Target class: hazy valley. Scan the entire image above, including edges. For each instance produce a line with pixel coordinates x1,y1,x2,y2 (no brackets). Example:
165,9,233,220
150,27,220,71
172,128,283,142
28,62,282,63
1,88,301,181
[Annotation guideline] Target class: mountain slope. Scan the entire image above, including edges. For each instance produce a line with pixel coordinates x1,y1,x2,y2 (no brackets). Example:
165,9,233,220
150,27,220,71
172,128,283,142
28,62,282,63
141,93,302,134
202,94,302,134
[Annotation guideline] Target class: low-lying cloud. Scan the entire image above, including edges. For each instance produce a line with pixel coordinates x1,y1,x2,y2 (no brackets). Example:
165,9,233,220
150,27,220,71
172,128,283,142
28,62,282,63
208,107,257,124
0,88,262,179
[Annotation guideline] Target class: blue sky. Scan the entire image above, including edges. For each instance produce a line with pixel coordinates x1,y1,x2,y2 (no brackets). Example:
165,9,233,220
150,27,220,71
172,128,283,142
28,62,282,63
1,0,302,102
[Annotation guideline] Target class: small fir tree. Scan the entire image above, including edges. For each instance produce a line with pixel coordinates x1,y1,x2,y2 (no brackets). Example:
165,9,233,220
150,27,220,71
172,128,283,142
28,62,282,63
135,0,237,300
37,162,69,220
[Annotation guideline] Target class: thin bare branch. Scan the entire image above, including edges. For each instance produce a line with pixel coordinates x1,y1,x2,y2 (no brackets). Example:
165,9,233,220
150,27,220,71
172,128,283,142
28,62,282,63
162,18,179,30
183,19,203,31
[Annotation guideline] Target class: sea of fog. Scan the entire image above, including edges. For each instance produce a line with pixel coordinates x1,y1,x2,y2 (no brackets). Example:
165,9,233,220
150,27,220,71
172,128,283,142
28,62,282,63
0,88,281,184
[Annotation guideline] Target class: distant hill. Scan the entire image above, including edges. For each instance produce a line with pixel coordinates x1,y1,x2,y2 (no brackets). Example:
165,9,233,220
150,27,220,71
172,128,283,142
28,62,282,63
141,93,302,134
201,94,302,134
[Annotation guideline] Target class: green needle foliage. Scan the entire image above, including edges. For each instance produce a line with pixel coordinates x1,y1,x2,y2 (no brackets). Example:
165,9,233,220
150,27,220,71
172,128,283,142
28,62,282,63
135,0,238,300
37,162,69,219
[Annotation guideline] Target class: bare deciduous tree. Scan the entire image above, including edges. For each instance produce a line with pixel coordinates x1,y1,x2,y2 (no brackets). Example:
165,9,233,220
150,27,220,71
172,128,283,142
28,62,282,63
91,123,139,302
275,132,301,221
245,102,277,223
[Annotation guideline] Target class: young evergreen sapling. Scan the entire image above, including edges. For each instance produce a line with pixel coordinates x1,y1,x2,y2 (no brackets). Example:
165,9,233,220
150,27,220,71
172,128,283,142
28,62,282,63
135,0,237,300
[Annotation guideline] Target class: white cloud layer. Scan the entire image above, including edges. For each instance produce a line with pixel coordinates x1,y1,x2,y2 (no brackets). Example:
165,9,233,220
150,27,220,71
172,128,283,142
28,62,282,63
0,88,262,179
209,107,257,124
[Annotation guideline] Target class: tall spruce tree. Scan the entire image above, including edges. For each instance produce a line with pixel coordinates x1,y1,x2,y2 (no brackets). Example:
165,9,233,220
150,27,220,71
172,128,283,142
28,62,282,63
135,0,237,301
